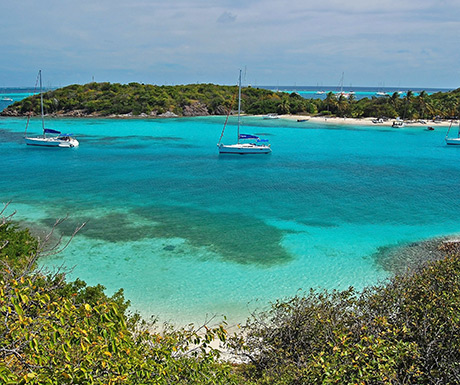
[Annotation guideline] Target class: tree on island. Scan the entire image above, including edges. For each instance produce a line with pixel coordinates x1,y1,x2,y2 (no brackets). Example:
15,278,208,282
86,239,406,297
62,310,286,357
4,81,459,121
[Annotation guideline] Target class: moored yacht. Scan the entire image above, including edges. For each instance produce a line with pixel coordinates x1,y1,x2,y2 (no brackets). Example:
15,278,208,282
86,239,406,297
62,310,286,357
217,70,271,155
24,70,79,148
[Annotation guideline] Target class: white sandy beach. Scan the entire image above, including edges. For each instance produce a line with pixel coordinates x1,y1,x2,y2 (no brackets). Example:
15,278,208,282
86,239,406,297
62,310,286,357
279,115,453,128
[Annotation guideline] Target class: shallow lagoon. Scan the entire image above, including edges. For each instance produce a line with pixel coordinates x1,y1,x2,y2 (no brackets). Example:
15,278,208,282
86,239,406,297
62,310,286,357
1,116,459,325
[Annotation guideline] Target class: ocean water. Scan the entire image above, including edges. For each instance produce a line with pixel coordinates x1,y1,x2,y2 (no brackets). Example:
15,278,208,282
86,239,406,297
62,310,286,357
1,114,460,326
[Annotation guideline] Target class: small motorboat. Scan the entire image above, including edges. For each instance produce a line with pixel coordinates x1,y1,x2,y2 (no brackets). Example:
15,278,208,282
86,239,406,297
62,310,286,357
263,113,280,119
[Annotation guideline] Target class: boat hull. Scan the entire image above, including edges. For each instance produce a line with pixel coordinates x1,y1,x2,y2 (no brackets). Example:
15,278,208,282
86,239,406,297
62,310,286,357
218,143,271,154
25,137,79,148
445,137,460,145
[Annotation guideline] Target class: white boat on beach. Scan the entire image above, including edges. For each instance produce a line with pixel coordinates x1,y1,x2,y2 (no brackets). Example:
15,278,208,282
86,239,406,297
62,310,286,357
263,113,280,119
445,120,460,145
24,70,79,148
217,70,271,155
392,119,405,128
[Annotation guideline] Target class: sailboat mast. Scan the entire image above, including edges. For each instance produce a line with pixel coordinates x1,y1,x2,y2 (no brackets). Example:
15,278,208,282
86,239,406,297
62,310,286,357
39,70,45,136
237,69,242,144
340,72,344,94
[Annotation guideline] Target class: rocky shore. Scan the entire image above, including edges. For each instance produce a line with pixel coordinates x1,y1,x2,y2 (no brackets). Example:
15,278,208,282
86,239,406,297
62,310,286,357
0,101,221,118
372,236,460,275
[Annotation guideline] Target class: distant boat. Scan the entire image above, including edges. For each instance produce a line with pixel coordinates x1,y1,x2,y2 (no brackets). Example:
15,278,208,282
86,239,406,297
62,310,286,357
392,119,405,128
297,118,309,122
445,120,460,145
263,113,280,119
217,70,271,155
335,72,350,98
24,70,79,148
315,82,325,95
376,81,389,96
336,92,350,99
1,97,13,101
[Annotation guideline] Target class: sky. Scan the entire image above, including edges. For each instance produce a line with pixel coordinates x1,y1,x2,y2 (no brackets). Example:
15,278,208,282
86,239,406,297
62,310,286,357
1,0,460,89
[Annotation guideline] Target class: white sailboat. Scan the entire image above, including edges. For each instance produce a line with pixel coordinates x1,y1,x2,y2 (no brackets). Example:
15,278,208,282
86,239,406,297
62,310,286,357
335,72,350,99
445,120,460,145
24,70,79,148
217,70,271,155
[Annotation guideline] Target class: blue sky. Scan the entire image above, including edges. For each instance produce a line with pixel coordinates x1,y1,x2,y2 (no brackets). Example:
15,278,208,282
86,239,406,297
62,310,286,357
1,0,459,88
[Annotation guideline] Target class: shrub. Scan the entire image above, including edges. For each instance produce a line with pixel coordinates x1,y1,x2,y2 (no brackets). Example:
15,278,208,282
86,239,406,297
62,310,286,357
0,208,239,384
231,242,460,384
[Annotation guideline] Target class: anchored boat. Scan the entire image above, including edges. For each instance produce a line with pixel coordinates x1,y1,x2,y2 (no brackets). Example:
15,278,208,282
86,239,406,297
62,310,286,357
217,70,271,155
24,70,79,148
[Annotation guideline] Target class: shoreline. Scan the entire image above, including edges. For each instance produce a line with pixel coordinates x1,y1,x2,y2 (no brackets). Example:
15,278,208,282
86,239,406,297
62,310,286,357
278,114,453,128
1,112,455,128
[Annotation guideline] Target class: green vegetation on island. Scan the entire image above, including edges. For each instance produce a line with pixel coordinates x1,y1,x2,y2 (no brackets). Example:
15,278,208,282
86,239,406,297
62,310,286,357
3,81,460,120
1,82,288,118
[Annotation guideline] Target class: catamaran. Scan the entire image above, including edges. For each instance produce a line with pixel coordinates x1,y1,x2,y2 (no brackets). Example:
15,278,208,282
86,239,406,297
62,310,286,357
217,70,271,155
24,70,79,148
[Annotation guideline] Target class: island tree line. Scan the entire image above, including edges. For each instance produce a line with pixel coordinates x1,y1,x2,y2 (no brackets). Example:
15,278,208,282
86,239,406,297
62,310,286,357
2,81,460,120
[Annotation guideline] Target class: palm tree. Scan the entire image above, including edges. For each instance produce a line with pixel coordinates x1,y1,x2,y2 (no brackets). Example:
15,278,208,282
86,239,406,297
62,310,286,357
416,91,428,119
278,97,290,114
402,90,414,120
324,92,337,114
337,95,349,117
390,92,400,110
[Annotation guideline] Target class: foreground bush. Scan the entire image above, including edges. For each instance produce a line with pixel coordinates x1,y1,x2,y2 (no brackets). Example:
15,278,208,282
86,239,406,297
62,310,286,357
4,204,460,384
0,211,238,384
232,242,460,384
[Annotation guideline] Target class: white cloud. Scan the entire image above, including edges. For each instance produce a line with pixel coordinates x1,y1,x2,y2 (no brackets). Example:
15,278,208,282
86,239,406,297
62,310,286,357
0,0,459,87
217,11,237,23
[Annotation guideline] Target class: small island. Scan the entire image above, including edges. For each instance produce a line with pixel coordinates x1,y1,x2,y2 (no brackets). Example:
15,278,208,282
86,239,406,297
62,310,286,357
2,81,460,121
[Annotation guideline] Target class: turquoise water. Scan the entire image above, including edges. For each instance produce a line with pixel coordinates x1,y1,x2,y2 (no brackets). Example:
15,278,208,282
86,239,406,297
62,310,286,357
0,91,35,111
1,115,460,326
